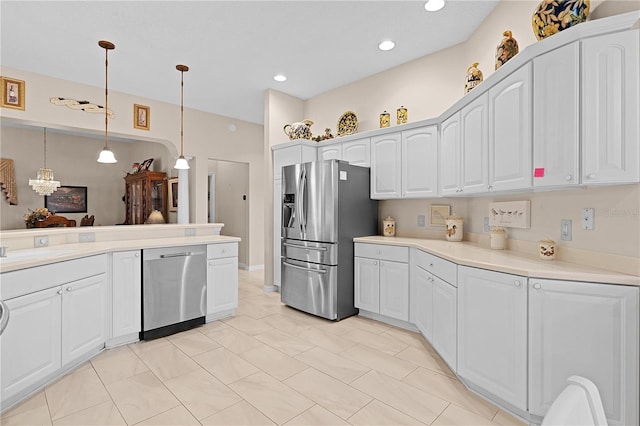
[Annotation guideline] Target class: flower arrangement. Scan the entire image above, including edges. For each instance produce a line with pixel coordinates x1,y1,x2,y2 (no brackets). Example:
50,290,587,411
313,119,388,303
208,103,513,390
24,207,52,227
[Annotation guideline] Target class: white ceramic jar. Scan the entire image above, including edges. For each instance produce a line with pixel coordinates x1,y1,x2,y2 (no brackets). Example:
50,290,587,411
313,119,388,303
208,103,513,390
539,239,557,260
445,215,464,242
383,216,396,237
490,227,507,249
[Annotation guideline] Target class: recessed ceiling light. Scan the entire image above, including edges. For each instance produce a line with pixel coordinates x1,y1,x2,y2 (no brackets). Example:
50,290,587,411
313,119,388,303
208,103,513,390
378,40,395,51
273,74,287,82
424,0,445,12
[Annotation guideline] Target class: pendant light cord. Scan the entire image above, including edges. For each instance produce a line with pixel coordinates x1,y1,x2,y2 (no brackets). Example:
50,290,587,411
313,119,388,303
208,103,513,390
104,46,109,150
43,127,47,168
180,68,184,157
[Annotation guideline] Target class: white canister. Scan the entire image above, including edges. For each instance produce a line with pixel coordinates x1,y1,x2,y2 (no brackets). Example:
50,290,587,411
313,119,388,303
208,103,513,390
383,216,396,237
445,215,464,242
490,227,507,250
539,239,557,260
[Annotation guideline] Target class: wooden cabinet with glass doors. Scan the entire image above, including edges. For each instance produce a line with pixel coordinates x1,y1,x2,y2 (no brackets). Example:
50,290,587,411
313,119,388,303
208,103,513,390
123,171,167,224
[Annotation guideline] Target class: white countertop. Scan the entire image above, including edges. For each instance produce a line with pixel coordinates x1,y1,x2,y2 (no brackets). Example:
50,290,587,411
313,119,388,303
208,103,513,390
354,236,640,287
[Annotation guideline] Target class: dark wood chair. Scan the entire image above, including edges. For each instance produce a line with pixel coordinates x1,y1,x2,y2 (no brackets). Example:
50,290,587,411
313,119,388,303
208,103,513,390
80,215,95,226
35,215,76,228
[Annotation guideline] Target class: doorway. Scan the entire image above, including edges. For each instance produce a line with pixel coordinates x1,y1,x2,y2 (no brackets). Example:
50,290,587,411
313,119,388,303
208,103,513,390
208,159,249,269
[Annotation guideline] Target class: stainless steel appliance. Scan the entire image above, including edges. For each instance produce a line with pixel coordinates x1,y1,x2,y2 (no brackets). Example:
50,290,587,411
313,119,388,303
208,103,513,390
141,245,206,340
281,160,377,320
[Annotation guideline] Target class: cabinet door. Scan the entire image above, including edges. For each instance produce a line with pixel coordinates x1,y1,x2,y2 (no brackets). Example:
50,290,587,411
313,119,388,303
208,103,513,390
533,42,580,187
207,257,239,317
413,265,434,341
61,274,108,365
370,133,401,199
582,31,640,184
461,93,489,194
343,138,370,167
1,287,61,403
529,279,638,426
273,178,282,288
457,266,527,410
318,144,342,161
354,257,380,313
112,250,141,339
402,126,438,198
489,64,532,192
439,113,461,196
379,260,409,321
432,276,456,372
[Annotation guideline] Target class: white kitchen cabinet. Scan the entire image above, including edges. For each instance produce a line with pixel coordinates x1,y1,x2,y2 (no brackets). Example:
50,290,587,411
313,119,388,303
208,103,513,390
533,42,580,188
110,250,141,346
207,243,239,321
61,273,108,365
439,113,461,196
371,133,402,199
402,126,438,197
411,263,434,341
1,287,62,403
342,138,370,167
457,266,528,411
529,278,639,426
488,64,532,192
432,275,457,372
582,30,640,184
273,178,282,288
354,243,409,321
318,144,342,161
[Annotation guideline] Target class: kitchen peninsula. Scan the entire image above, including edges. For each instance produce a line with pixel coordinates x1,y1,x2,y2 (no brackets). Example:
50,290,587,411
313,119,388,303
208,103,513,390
0,224,240,411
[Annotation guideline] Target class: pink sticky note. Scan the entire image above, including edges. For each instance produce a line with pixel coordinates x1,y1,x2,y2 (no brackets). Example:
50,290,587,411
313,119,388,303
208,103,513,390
534,168,545,178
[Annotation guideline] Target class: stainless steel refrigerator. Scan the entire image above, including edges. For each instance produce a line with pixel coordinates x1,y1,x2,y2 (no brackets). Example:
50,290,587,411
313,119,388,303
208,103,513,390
281,159,378,320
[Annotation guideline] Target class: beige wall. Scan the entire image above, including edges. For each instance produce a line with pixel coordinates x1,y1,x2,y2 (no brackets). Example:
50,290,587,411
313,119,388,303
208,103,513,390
0,66,265,269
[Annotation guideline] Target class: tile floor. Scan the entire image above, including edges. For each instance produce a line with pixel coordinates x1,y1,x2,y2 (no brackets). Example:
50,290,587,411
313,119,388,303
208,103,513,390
1,270,527,426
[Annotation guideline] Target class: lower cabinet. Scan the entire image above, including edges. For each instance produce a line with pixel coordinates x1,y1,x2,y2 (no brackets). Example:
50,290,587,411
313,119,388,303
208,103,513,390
412,264,434,340
457,265,528,411
206,243,239,321
529,278,639,426
432,276,457,372
354,243,409,322
110,250,141,344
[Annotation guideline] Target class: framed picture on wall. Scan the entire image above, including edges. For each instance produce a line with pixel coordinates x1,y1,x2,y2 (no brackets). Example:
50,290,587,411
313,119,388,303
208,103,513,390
168,177,178,212
133,104,150,130
45,186,87,213
1,76,25,110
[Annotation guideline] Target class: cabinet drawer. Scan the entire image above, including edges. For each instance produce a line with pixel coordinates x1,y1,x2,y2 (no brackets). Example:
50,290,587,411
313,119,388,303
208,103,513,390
207,243,238,259
413,249,457,286
355,243,408,263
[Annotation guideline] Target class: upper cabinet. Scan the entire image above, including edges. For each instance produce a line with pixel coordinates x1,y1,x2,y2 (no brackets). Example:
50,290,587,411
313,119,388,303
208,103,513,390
371,133,402,198
317,137,370,167
273,144,317,180
533,42,580,188
582,30,640,184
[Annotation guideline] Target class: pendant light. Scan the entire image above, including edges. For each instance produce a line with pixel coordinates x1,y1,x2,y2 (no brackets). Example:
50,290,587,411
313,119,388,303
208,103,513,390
29,128,61,196
97,40,117,163
174,64,190,170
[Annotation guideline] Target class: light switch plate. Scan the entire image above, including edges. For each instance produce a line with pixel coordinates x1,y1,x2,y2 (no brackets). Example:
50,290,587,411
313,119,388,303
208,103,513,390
582,208,595,230
79,232,95,243
561,219,572,241
484,217,490,232
417,215,425,227
34,235,49,247
185,228,196,236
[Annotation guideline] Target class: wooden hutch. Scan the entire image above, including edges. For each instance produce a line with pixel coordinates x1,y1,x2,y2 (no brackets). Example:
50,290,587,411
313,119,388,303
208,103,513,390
123,170,167,224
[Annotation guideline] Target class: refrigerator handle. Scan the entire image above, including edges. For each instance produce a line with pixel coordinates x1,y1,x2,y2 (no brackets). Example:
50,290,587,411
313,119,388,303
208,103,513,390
299,165,307,235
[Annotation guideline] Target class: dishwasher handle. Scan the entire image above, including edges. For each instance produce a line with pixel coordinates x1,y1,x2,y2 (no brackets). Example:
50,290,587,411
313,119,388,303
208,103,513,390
0,300,10,336
159,252,194,258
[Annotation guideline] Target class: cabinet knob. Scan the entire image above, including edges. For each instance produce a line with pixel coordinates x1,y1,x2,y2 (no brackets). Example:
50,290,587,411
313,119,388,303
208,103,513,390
488,185,493,191
533,283,541,290
587,173,597,179
376,250,381,254
135,253,140,257
514,280,521,287
373,261,378,265
429,263,434,268
564,174,572,181
66,286,72,292
208,261,213,266
57,289,63,295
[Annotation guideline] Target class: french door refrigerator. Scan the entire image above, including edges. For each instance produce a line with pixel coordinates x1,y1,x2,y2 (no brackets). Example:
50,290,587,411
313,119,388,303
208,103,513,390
281,159,378,320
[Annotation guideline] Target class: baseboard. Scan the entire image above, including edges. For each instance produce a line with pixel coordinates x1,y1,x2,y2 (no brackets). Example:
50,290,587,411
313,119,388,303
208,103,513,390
263,285,278,293
244,264,264,272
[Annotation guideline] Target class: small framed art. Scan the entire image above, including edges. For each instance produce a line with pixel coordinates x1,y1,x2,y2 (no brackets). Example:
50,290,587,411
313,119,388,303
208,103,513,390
430,205,450,226
45,186,88,213
168,177,178,212
133,104,150,130
1,76,25,110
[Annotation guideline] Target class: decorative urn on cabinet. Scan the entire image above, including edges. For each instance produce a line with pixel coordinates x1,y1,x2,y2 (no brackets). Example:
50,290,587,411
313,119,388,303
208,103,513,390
495,30,519,70
532,0,590,41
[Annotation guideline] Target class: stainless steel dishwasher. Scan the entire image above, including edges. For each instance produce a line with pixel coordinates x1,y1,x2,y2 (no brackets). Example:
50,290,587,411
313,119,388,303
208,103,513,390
141,245,206,340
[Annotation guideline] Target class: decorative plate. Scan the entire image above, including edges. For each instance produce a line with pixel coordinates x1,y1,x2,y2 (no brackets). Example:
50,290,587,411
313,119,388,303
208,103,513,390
336,111,358,136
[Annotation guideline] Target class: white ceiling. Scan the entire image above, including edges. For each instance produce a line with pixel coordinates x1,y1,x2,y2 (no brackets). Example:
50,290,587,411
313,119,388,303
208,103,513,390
1,0,500,125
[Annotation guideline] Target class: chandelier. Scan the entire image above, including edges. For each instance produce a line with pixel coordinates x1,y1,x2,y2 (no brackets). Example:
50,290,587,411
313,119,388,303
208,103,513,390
29,128,61,196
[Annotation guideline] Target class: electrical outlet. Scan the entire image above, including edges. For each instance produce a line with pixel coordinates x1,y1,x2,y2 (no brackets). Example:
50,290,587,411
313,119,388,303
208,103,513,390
185,228,196,236
561,219,572,241
417,215,425,227
34,235,49,247
79,232,95,243
582,208,595,230
483,217,490,232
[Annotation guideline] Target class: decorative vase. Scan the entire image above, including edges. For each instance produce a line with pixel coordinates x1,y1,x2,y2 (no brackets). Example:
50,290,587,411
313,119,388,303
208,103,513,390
445,215,463,242
495,30,519,70
396,106,408,125
283,119,314,141
383,216,396,237
380,111,390,128
539,239,557,260
464,62,483,94
532,0,590,41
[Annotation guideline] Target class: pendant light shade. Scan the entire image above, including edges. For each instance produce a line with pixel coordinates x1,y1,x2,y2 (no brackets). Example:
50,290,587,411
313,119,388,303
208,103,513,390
174,64,190,170
97,40,117,164
29,128,61,196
